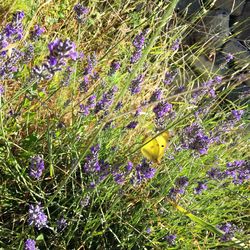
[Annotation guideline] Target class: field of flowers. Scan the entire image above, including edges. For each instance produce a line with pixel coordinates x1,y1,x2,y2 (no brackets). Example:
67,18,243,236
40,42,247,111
0,0,249,249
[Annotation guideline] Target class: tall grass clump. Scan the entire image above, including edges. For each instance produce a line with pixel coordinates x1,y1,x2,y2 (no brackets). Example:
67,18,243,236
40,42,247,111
0,0,249,249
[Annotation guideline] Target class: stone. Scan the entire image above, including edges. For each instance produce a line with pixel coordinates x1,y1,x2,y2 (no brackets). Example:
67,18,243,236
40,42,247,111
213,0,246,16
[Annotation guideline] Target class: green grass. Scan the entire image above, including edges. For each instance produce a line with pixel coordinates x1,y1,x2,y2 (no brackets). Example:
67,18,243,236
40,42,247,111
0,0,250,249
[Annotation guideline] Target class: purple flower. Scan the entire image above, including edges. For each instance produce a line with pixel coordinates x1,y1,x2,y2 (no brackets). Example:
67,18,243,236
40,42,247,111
24,239,38,250
83,144,101,173
171,39,180,51
153,101,172,119
207,167,224,180
169,176,189,199
165,234,177,245
114,173,125,185
181,123,211,155
108,60,121,76
28,203,48,229
94,86,118,113
163,70,177,85
194,181,207,194
30,25,45,40
131,159,156,185
83,53,96,75
115,101,123,111
149,89,162,103
23,44,35,63
126,121,138,129
32,38,78,81
225,53,233,63
217,223,237,242
29,156,45,180
57,217,67,232
231,110,244,121
130,31,147,64
129,74,144,94
0,84,4,95
74,4,89,23
146,227,151,234
126,161,133,172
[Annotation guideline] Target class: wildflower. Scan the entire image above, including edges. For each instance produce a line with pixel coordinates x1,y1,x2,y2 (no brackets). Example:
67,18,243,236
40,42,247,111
149,89,162,103
57,217,67,232
165,234,177,245
23,44,34,63
108,60,121,76
29,156,45,180
217,223,237,242
129,74,144,94
163,70,177,85
94,86,118,113
126,161,133,172
130,30,147,64
231,110,244,121
194,181,207,194
114,173,125,185
0,84,4,95
225,160,250,184
146,227,151,234
153,101,172,120
83,144,101,173
60,66,73,87
171,39,180,51
79,95,96,116
24,239,39,250
79,75,90,92
207,167,224,180
181,123,211,154
30,25,45,40
74,4,89,23
131,159,156,185
169,176,189,199
126,121,138,129
115,101,123,111
32,38,77,81
83,53,96,75
225,53,233,63
28,203,48,229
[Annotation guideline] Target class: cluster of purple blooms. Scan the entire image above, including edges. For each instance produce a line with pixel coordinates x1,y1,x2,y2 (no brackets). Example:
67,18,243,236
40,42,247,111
94,86,118,113
74,4,89,23
108,60,121,76
0,11,25,54
171,39,180,51
130,30,147,64
129,74,144,95
29,155,45,180
80,53,97,92
165,234,177,245
80,95,96,116
30,25,45,41
217,223,238,242
207,160,250,185
149,89,162,103
24,239,38,250
28,203,48,230
57,217,68,232
194,181,207,194
181,123,212,155
153,101,172,120
163,70,177,85
134,159,156,184
191,75,222,102
169,176,189,200
32,38,77,81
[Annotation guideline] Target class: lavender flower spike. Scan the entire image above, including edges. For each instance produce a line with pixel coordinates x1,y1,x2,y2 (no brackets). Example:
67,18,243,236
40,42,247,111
29,156,45,180
28,203,48,229
24,239,39,250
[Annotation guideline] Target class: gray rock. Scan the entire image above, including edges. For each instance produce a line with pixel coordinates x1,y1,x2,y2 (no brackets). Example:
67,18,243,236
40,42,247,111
232,1,250,48
176,0,202,16
213,0,246,16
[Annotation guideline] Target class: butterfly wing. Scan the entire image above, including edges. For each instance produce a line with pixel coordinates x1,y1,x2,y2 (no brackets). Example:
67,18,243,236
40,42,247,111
155,132,169,163
141,138,160,163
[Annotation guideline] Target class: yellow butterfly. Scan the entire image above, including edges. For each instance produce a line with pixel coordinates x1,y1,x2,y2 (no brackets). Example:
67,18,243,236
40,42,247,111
141,131,170,164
